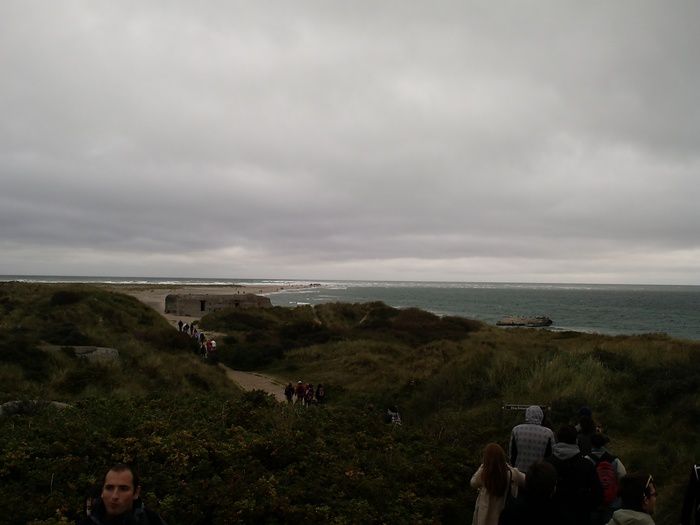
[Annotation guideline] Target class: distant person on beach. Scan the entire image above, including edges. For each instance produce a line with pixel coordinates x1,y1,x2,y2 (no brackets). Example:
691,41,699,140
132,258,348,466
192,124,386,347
587,432,626,525
607,472,657,525
546,424,602,525
498,460,559,525
284,383,294,403
177,320,183,332
80,463,166,525
470,443,525,525
509,405,554,473
681,464,700,525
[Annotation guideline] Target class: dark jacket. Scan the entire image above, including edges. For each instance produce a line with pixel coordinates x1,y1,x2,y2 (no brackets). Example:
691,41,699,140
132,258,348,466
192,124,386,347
681,464,700,525
498,495,559,525
546,442,603,525
80,499,166,525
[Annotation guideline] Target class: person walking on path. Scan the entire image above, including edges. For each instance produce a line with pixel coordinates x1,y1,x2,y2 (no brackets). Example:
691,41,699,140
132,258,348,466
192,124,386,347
294,381,306,404
587,433,627,525
546,424,603,525
284,383,294,403
498,460,559,525
471,443,525,525
315,384,326,403
509,405,555,473
607,473,657,525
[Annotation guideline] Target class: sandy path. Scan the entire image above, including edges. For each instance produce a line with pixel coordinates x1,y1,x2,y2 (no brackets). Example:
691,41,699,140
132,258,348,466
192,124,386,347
110,283,292,400
218,365,287,402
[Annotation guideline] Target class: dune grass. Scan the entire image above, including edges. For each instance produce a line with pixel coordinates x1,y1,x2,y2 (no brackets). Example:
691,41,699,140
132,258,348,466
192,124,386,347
212,303,700,525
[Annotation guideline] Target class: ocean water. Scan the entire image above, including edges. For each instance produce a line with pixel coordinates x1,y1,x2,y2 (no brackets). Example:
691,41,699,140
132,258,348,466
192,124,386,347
269,281,700,342
2,276,699,341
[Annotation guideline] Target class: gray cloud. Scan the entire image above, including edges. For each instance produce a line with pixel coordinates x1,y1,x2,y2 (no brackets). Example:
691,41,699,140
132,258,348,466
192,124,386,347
1,1,699,283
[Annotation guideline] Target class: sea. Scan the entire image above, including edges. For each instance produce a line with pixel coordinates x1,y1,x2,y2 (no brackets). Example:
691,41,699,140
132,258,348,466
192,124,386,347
2,275,699,342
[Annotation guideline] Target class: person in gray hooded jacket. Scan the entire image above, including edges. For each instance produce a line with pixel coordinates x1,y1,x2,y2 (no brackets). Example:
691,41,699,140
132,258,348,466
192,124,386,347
508,405,555,473
546,424,603,525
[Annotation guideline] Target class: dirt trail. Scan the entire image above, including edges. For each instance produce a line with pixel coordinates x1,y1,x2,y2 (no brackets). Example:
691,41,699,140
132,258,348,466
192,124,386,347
118,285,288,401
218,365,287,402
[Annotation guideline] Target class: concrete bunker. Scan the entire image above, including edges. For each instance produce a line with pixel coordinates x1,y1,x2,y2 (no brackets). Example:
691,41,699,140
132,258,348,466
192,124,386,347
164,293,272,316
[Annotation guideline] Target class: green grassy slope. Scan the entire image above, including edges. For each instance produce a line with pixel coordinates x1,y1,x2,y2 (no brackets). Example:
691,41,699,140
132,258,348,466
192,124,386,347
3,286,700,524
205,301,700,525
0,282,234,400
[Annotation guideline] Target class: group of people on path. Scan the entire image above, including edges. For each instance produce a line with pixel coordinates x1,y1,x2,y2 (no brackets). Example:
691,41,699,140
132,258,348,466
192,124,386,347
177,319,218,363
284,381,325,405
470,405,661,525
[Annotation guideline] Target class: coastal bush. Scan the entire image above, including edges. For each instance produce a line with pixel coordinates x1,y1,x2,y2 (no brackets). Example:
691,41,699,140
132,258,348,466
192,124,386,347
278,320,332,347
49,290,86,306
221,342,284,371
40,322,95,346
0,331,51,382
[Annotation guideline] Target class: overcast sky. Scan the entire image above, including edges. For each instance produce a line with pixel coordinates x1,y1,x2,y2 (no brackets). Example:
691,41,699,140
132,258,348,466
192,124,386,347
1,1,699,284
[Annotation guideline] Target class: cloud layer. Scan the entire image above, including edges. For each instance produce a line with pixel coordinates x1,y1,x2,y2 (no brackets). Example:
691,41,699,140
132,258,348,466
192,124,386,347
2,1,699,283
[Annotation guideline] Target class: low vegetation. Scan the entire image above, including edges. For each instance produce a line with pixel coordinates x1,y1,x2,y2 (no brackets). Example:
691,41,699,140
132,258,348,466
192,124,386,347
1,283,699,524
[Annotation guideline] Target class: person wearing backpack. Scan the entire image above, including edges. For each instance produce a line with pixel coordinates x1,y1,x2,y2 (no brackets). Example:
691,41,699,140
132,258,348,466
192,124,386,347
587,433,627,525
545,424,603,525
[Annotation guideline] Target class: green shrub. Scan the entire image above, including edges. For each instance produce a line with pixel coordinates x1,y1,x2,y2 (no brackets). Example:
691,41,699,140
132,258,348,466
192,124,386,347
0,332,51,382
41,322,94,346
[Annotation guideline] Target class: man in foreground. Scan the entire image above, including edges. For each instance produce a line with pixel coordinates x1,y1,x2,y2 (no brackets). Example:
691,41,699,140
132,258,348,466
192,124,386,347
607,472,657,525
81,463,166,525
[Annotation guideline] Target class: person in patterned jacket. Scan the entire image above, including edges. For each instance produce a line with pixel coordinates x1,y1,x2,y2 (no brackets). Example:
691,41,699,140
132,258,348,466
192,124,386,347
509,405,555,474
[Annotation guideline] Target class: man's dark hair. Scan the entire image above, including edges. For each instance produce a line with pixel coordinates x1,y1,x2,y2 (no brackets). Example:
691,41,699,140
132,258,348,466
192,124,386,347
618,472,653,511
556,424,578,445
103,463,140,490
526,461,557,500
